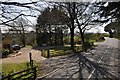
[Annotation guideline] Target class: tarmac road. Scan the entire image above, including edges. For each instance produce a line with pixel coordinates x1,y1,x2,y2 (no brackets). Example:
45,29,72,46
101,37,119,48
37,37,120,80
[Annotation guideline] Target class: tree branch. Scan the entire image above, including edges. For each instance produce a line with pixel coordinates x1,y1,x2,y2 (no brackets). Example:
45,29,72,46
0,14,36,25
0,1,37,6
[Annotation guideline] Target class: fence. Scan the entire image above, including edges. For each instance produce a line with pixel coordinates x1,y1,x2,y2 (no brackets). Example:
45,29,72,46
2,53,36,80
2,66,37,80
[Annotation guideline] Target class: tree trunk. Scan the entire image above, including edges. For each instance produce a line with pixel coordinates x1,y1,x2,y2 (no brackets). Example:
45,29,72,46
36,27,41,46
49,25,52,46
55,26,57,45
70,27,74,51
68,2,76,51
19,27,25,47
60,29,64,45
79,27,86,51
22,27,25,47
109,31,113,38
49,32,52,46
76,17,86,51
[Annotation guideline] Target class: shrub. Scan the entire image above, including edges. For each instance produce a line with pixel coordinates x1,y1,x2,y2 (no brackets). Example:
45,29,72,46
41,50,48,58
2,49,10,58
64,36,70,44
102,33,109,37
74,36,80,44
84,42,91,49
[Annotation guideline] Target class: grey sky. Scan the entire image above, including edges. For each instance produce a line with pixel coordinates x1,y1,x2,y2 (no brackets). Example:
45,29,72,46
0,0,110,33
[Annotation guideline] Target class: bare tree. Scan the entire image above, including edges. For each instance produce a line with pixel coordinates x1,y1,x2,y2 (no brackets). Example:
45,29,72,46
0,1,45,29
75,3,99,51
8,16,29,47
54,2,100,51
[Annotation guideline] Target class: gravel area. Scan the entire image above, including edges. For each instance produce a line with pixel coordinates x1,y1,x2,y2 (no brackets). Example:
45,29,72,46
1,47,46,63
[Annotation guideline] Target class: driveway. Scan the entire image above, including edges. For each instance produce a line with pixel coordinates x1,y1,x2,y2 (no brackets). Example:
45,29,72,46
1,47,46,63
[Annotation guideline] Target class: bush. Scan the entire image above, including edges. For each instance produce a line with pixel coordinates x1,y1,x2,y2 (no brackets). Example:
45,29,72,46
74,36,80,44
102,33,109,37
2,49,10,58
41,50,48,58
84,42,91,49
64,36,70,44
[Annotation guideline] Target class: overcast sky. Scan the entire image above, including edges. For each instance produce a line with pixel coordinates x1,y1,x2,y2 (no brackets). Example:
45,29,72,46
0,0,110,33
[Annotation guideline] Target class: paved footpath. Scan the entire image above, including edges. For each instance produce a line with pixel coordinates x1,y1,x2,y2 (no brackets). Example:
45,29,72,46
37,37,120,80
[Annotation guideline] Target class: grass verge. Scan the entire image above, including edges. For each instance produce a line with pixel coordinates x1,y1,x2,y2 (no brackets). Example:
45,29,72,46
2,60,38,77
41,45,82,58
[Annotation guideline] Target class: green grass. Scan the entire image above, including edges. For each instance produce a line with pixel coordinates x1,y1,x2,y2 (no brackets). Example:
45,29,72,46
50,48,72,56
2,60,38,77
41,46,73,57
42,33,105,58
41,45,82,58
64,33,108,45
64,36,81,45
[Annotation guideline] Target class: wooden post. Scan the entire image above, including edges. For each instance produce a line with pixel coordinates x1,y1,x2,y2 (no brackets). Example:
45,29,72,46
33,67,36,80
8,76,11,80
31,60,33,67
41,50,43,56
29,52,32,63
29,53,33,67
47,49,49,58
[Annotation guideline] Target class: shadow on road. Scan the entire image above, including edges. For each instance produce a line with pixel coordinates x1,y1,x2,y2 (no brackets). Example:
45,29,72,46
37,45,120,80
67,52,118,80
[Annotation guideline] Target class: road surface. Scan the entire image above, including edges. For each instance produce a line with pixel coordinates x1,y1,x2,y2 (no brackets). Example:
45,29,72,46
37,37,120,79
